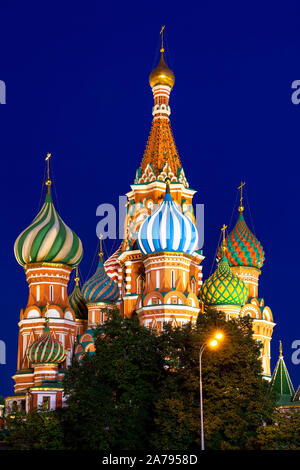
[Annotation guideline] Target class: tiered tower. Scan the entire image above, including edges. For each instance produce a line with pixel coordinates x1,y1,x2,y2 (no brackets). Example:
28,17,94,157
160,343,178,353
215,184,275,379
25,304,66,410
105,28,204,324
6,154,83,413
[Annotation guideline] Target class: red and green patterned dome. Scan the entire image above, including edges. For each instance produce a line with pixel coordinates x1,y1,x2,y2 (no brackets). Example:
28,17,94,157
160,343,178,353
221,213,265,269
27,317,66,365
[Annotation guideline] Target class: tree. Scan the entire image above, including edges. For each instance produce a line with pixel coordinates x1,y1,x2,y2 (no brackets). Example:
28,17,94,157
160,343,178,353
4,408,65,450
255,409,300,450
63,309,165,450
3,308,278,450
151,308,277,450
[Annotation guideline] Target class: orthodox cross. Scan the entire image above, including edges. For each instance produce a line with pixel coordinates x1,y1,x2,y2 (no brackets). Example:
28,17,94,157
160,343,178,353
221,223,227,243
99,234,103,261
45,302,50,328
45,152,51,179
238,181,246,206
45,152,52,191
75,266,80,287
160,25,165,52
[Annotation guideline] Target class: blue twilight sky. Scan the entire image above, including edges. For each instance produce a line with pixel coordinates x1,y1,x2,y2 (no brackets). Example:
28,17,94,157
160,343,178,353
0,1,300,397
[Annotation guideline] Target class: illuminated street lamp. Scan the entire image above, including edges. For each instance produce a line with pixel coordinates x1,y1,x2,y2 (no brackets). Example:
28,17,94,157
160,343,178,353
199,331,224,451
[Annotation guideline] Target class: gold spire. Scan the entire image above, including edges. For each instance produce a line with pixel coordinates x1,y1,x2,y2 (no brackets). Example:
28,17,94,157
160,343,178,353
221,224,228,256
160,25,165,53
45,153,52,193
149,26,175,89
74,266,80,287
45,302,50,329
165,177,171,193
238,181,246,214
99,234,103,262
279,340,283,357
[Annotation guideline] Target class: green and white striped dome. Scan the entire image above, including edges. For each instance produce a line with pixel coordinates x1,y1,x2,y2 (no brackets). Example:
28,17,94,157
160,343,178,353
27,320,66,365
14,192,83,267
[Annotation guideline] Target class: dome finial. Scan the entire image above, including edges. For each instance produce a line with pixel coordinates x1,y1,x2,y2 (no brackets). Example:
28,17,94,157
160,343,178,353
149,26,175,89
45,153,52,194
160,25,165,53
165,177,171,194
99,234,103,262
74,266,80,287
45,302,50,331
279,340,283,357
221,224,228,256
238,181,246,214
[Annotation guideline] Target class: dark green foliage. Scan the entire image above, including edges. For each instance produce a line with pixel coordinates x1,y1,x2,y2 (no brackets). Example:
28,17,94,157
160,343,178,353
63,309,165,450
255,409,300,450
4,308,278,450
151,308,277,450
4,408,65,450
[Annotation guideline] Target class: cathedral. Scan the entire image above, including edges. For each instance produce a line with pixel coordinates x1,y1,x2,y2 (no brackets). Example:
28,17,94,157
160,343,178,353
5,32,292,414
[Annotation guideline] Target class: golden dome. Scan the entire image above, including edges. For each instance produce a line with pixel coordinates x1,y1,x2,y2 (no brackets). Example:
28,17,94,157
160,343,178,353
149,51,175,89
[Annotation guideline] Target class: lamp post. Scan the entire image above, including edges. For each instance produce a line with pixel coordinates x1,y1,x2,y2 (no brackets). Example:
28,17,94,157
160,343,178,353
199,331,224,451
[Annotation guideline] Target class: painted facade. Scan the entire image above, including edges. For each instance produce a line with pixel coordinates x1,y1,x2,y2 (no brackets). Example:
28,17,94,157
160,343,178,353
6,34,278,414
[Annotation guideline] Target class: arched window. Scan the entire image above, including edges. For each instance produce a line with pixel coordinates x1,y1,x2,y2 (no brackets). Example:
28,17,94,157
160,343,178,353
36,285,40,301
50,285,54,301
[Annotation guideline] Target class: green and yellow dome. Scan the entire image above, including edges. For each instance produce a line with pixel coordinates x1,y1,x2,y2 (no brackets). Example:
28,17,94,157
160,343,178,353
200,243,248,307
14,190,83,267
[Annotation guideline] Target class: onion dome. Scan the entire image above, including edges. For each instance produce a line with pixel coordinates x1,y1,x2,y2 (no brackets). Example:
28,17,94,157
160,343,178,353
14,160,83,267
149,27,175,89
137,180,198,255
149,51,175,89
220,182,265,269
68,267,88,319
200,232,248,307
224,212,265,269
27,311,66,365
104,244,122,282
82,239,119,304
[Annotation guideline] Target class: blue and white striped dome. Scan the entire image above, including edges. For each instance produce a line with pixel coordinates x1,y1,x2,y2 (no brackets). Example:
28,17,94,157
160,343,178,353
137,183,198,255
